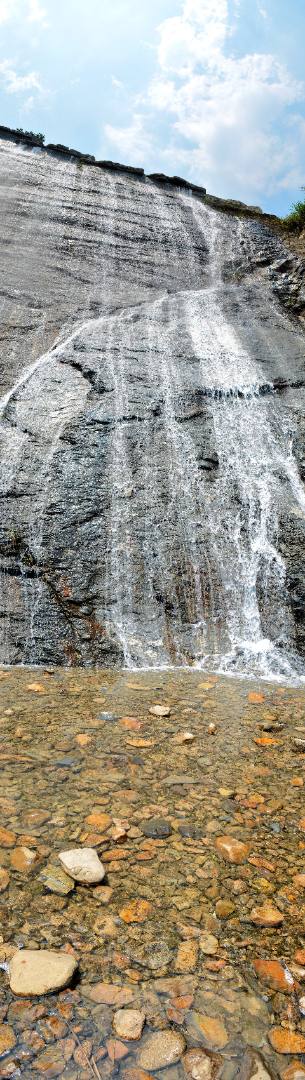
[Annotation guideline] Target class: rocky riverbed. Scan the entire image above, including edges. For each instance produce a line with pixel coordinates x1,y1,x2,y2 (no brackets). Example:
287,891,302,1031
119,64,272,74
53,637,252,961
1,667,305,1077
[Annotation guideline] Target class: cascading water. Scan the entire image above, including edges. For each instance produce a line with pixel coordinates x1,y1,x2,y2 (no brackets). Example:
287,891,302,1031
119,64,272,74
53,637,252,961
0,139,305,677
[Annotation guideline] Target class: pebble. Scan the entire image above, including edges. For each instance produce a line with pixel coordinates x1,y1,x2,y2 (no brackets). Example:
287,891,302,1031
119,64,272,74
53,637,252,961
82,982,134,1006
39,864,75,895
149,705,171,717
10,846,38,872
138,1030,186,1070
85,811,111,831
9,949,78,996
293,874,305,888
199,932,219,956
106,1038,129,1062
215,835,249,864
141,818,172,839
0,868,9,892
175,940,199,972
281,1065,305,1080
0,1024,16,1057
253,958,294,992
58,848,105,883
250,904,284,927
192,1014,228,1050
182,1047,218,1079
113,1008,145,1040
241,1051,273,1080
268,1028,305,1053
215,900,235,918
174,732,195,744
120,899,153,923
0,827,16,848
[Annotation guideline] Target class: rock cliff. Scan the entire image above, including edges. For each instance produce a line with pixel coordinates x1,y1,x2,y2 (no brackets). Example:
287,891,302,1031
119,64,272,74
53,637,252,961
0,131,305,676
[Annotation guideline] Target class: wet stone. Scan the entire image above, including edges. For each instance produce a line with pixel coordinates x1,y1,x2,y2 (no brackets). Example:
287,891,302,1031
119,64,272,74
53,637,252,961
4,669,305,1077
9,949,78,996
0,1024,16,1057
113,1008,145,1040
215,836,249,864
138,1029,186,1070
268,1028,305,1054
250,904,284,926
141,818,172,839
190,1014,229,1051
58,847,105,883
39,863,75,895
253,958,294,992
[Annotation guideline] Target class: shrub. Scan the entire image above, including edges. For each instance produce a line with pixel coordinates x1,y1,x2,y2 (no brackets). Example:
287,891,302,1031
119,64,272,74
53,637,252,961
16,128,45,143
283,188,305,231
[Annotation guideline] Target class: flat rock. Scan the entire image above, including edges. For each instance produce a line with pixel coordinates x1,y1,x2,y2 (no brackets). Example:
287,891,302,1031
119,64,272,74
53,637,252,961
281,1064,305,1080
268,1027,305,1053
238,1051,273,1080
215,835,249,864
10,846,38,872
82,982,134,1006
9,949,78,996
40,863,75,895
175,940,199,972
0,868,9,892
149,705,171,717
199,932,219,956
0,1023,16,1056
58,847,105,883
191,1015,228,1051
113,1008,145,1040
141,817,172,839
182,1048,222,1079
253,958,294,992
250,904,284,927
138,1030,186,1070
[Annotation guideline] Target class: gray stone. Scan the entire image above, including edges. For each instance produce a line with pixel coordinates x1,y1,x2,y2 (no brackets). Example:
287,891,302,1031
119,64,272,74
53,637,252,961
141,817,172,839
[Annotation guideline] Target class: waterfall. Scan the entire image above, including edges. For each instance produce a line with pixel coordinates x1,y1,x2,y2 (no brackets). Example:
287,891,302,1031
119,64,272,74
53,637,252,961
0,147,305,677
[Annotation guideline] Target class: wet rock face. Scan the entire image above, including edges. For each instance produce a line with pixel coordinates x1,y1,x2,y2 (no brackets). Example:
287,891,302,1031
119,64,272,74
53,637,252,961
0,136,305,673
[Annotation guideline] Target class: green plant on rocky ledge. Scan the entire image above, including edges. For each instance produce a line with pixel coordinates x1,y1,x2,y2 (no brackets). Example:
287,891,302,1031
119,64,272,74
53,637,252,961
283,187,305,231
16,128,45,143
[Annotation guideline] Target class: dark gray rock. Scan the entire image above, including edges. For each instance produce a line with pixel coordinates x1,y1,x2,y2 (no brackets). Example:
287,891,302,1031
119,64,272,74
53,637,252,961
141,818,172,838
0,134,305,677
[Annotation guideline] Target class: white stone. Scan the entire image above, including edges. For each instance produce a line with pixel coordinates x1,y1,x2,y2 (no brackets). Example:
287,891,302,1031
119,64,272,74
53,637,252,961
9,949,78,996
58,848,105,883
149,705,171,717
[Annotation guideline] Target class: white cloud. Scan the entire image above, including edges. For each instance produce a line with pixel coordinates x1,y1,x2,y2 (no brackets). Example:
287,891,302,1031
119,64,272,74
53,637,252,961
0,0,17,23
26,0,49,27
0,59,43,94
112,76,124,90
105,113,153,164
106,0,305,199
0,0,49,28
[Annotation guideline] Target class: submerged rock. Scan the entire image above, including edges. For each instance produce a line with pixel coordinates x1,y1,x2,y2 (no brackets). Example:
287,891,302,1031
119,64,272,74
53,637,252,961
39,863,75,895
113,1008,145,1040
58,848,105,883
137,1029,186,1070
9,949,78,995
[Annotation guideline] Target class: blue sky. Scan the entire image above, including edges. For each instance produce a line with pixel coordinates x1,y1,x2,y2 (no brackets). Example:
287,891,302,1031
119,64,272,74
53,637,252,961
0,0,304,214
